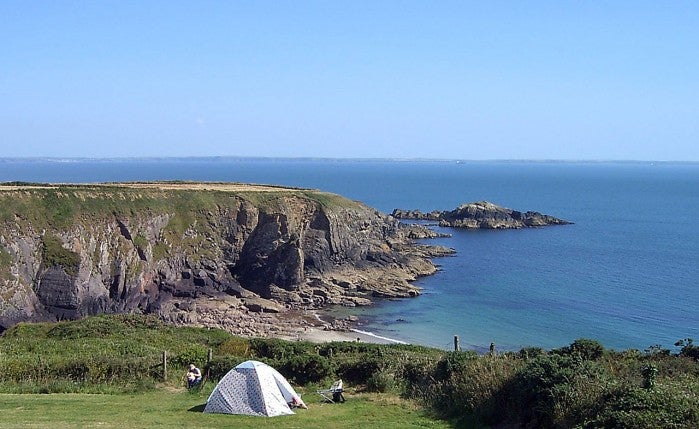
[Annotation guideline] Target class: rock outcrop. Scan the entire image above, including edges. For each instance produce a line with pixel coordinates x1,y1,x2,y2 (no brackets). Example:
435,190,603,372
392,201,572,229
0,183,453,337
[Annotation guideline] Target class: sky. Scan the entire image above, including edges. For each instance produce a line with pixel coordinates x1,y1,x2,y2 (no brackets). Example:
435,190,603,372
1,1,698,161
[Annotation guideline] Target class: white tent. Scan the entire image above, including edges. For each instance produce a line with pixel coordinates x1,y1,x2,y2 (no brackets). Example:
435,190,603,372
203,360,305,417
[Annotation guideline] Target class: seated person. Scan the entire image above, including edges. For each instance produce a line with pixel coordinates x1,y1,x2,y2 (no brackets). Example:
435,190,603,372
289,396,308,409
187,364,202,389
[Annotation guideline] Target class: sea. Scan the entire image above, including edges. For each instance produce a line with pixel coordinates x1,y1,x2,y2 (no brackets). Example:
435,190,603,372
1,157,697,352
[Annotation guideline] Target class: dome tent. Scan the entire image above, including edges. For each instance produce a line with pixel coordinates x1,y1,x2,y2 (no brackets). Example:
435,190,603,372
203,360,306,417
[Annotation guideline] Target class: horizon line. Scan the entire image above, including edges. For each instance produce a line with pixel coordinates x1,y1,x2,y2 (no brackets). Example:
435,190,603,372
1,156,698,165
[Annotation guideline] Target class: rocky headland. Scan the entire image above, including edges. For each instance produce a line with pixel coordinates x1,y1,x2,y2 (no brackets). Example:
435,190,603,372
0,182,453,340
392,201,572,229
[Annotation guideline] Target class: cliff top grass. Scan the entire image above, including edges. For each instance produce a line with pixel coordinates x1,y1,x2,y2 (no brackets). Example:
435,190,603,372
0,181,305,192
0,181,362,230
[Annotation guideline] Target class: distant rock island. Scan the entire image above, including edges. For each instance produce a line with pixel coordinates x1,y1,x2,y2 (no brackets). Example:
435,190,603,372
392,201,572,229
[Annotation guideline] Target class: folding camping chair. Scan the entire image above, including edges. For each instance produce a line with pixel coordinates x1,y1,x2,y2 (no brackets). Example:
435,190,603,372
317,379,345,403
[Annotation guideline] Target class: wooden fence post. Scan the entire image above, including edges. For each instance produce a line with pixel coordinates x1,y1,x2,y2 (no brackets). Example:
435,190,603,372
454,335,460,352
162,351,167,382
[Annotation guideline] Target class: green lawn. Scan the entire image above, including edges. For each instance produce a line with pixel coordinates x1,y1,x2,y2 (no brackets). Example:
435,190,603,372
0,390,454,429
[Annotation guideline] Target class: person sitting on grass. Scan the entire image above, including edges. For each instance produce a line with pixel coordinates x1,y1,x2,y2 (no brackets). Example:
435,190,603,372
186,364,202,389
290,396,308,410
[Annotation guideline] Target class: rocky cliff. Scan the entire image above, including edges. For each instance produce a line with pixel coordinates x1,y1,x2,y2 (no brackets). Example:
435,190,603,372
0,183,452,337
392,201,572,229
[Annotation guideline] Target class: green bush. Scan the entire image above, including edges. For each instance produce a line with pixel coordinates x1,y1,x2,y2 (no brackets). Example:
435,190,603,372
508,351,610,428
170,346,209,370
585,384,699,428
277,354,332,385
0,354,156,387
676,338,699,361
418,352,521,424
216,337,251,357
208,356,245,380
334,354,384,385
400,359,436,398
433,350,478,381
518,346,546,360
366,369,398,393
248,338,312,360
555,338,605,360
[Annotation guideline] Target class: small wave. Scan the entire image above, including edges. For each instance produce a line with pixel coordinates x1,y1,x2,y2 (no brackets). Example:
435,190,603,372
351,328,408,345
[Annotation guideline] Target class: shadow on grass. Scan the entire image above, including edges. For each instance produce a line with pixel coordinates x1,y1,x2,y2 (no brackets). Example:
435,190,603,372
188,403,206,413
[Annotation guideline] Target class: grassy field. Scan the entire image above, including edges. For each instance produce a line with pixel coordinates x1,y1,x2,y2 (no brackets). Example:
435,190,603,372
0,389,453,429
2,316,697,428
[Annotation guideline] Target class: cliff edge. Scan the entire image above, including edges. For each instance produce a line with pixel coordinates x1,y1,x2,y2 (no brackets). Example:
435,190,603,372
0,182,452,337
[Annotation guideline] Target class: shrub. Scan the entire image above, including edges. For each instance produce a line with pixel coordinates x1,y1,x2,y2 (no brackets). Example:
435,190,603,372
400,358,437,398
170,346,208,370
334,354,384,386
46,314,165,339
421,353,522,425
208,356,245,380
518,346,546,360
216,337,251,357
585,384,699,428
366,369,398,393
510,352,609,428
555,338,605,360
277,354,332,385
248,338,312,360
676,338,699,361
433,350,478,381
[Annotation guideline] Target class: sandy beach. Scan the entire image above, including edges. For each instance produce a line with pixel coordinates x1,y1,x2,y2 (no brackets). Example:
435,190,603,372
292,327,404,345
274,309,406,345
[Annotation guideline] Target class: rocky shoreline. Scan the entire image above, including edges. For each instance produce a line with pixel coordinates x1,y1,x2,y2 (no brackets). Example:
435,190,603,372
392,201,572,229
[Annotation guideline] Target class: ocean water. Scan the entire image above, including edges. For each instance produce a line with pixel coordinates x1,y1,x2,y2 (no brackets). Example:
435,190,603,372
1,158,697,351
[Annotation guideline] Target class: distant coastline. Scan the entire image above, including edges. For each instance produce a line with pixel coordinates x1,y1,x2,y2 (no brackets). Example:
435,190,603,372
2,156,699,165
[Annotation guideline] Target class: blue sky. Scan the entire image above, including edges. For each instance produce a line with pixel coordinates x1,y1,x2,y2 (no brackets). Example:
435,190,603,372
1,1,698,161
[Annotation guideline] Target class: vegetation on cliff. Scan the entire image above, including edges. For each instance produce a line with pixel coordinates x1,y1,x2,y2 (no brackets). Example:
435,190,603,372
0,182,444,335
0,183,357,229
40,234,81,276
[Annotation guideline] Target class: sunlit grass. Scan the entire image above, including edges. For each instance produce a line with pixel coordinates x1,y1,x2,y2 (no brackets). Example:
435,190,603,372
0,390,454,429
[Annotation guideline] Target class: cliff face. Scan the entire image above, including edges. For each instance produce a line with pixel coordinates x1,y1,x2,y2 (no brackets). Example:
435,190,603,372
0,183,448,334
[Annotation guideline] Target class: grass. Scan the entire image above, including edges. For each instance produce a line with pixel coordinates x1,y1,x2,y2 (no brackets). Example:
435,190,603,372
0,390,453,429
1,316,697,428
0,184,358,241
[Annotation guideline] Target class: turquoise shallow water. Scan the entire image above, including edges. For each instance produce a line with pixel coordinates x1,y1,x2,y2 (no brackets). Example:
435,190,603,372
2,158,698,351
